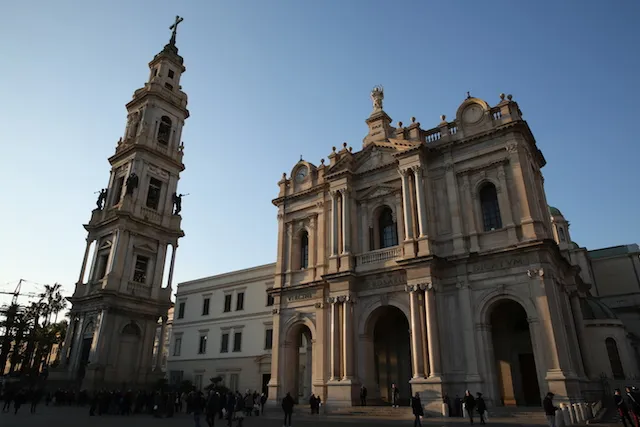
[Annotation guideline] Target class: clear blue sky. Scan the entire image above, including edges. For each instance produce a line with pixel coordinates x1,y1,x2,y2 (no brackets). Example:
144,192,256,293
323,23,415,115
1,0,638,301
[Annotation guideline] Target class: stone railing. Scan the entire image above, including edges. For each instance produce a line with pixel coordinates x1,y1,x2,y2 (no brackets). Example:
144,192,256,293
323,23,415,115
141,207,162,224
127,281,152,297
356,246,402,266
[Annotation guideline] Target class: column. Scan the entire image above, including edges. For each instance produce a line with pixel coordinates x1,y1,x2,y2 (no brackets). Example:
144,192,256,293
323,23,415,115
408,287,424,378
89,310,107,364
412,166,428,238
330,192,339,256
425,284,442,378
444,161,464,253
153,243,167,287
342,296,354,379
155,316,168,370
329,298,338,380
61,317,77,365
399,169,414,240
166,245,177,290
462,174,480,252
569,292,592,377
77,239,93,284
361,202,370,253
286,222,294,272
395,193,406,242
340,189,351,254
309,216,317,270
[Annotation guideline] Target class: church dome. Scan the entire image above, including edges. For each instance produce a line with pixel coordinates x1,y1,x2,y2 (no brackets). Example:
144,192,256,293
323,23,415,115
580,297,618,320
549,206,563,216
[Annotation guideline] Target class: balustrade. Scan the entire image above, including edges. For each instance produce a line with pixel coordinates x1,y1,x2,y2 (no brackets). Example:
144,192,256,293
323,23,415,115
356,246,402,265
127,281,152,297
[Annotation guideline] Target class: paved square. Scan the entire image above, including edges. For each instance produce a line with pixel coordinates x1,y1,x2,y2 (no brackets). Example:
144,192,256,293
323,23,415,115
0,404,566,427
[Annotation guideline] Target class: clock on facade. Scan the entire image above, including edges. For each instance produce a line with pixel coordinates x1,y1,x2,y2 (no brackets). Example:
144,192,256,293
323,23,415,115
295,166,308,182
462,104,484,124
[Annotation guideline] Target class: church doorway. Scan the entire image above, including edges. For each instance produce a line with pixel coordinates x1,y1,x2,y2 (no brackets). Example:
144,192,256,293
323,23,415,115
489,299,541,406
283,323,313,403
370,305,411,404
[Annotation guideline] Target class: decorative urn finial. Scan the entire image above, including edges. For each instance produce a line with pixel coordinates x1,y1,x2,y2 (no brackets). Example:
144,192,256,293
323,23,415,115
371,85,384,112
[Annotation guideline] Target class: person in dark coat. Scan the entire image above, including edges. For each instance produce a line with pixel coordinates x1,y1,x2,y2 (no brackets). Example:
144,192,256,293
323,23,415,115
615,389,634,427
260,393,267,415
224,392,236,427
206,391,220,427
463,390,476,424
454,395,462,417
411,392,424,427
360,385,368,406
391,384,400,408
542,392,558,427
625,387,640,427
476,392,487,425
282,392,295,427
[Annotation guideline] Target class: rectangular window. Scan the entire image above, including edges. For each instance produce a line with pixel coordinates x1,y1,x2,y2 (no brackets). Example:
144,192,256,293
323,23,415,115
132,256,149,283
220,333,229,353
266,293,274,307
153,68,158,77
198,335,207,354
264,328,273,350
236,292,245,311
202,298,210,316
146,177,162,210
173,337,182,356
168,69,175,79
229,373,239,392
177,302,185,319
112,176,124,206
194,374,203,391
233,332,242,352
224,295,232,312
95,253,109,280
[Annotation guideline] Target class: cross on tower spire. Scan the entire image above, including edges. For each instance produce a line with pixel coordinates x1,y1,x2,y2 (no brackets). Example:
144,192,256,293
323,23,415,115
169,15,184,47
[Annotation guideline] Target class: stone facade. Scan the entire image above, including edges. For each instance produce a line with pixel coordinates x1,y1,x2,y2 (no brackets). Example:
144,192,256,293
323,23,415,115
167,264,280,394
56,27,188,390
264,88,636,411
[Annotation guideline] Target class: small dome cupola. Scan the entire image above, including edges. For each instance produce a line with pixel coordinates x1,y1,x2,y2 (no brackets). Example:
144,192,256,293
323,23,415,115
580,297,618,321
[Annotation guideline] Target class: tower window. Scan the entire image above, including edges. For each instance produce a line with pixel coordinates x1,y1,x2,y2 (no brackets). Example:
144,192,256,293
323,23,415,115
133,255,149,283
233,332,242,352
266,291,274,306
264,328,273,350
153,68,158,77
479,183,503,231
157,116,172,145
177,301,185,319
95,253,109,280
378,206,398,248
146,178,162,210
220,333,229,353
168,69,175,79
164,82,174,91
202,298,210,316
198,335,207,354
300,231,309,269
112,176,124,206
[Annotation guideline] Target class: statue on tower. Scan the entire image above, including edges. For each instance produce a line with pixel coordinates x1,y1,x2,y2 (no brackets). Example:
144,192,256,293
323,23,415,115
125,173,139,196
126,111,141,139
95,188,108,210
172,192,188,215
371,85,384,112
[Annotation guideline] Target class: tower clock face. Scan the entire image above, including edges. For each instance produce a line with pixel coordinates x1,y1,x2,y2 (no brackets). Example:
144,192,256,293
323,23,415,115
295,166,308,182
463,104,483,124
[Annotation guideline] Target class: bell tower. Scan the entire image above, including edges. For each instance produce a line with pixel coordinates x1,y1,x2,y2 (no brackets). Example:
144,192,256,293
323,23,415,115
60,17,189,389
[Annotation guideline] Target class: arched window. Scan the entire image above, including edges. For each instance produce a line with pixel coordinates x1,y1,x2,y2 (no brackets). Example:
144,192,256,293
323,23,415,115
300,231,309,269
479,183,503,231
157,116,172,145
122,322,142,337
378,206,398,248
558,227,566,242
606,337,625,380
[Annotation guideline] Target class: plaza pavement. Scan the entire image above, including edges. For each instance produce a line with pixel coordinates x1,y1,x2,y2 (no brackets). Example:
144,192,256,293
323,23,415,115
0,404,600,427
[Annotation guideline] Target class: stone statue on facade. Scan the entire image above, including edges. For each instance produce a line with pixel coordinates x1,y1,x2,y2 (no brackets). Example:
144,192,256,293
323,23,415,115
95,188,108,210
125,173,139,196
371,85,384,112
172,192,188,215
126,111,141,139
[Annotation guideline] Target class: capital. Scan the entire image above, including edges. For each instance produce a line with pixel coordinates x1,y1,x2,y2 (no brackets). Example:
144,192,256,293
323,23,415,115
326,296,336,304
410,165,422,174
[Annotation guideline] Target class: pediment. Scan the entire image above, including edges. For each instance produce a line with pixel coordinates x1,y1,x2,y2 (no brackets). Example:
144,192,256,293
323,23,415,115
134,243,157,253
360,184,399,201
353,145,397,174
98,241,112,250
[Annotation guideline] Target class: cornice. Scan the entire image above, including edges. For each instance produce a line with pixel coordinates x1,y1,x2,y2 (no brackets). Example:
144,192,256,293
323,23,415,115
108,144,186,172
172,310,272,328
272,182,328,207
126,88,190,119
84,212,184,240
268,280,325,296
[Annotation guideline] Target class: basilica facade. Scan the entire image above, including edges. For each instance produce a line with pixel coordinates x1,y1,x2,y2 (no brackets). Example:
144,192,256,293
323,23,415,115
265,88,638,411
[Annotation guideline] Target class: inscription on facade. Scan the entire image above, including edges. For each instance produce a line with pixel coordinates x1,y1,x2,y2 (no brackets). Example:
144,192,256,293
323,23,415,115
470,257,527,273
286,292,314,302
359,271,407,291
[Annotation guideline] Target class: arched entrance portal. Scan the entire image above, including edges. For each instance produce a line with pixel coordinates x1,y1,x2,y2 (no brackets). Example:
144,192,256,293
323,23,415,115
369,305,411,404
490,299,541,406
283,323,313,403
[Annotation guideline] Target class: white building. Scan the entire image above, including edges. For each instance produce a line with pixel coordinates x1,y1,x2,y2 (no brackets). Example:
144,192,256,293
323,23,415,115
167,264,277,394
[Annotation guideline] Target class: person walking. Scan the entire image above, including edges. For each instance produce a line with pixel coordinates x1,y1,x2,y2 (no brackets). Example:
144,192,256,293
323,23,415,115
282,392,295,427
391,384,400,408
615,389,634,427
476,392,487,425
625,387,640,427
411,392,424,427
360,385,368,406
542,392,558,427
463,390,476,424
